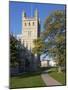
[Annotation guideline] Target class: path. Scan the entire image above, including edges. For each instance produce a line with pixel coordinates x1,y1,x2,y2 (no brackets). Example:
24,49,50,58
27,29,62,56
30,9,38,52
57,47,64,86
41,71,62,86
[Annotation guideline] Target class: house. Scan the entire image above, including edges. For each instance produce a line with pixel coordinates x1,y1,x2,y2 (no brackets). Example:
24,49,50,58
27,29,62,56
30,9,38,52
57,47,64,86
41,60,56,67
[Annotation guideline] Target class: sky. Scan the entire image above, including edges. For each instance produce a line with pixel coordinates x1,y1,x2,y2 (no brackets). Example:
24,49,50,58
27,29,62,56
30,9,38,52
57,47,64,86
9,1,65,36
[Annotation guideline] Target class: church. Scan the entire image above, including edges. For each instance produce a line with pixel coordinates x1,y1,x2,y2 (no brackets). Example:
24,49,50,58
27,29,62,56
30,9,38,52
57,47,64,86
17,9,40,71
21,9,40,51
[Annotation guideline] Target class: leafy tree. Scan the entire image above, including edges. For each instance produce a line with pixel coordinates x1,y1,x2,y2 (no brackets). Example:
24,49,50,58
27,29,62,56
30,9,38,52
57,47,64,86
43,10,66,72
32,10,66,72
10,34,24,67
10,34,33,72
10,34,18,66
32,38,45,55
32,37,45,69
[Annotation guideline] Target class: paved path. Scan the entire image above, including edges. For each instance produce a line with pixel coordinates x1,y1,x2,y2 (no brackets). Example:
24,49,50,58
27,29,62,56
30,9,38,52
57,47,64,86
41,71,62,86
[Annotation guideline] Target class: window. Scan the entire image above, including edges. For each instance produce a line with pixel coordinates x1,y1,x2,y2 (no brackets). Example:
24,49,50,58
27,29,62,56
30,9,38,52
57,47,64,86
26,42,28,48
24,22,26,26
33,22,34,26
29,22,30,26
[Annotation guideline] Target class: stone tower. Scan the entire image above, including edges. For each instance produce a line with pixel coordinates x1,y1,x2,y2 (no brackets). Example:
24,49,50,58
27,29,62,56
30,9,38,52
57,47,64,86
21,9,40,51
21,9,40,71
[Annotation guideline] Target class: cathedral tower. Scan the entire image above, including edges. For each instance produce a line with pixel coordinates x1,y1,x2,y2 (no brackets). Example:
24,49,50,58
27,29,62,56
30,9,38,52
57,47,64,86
21,9,40,51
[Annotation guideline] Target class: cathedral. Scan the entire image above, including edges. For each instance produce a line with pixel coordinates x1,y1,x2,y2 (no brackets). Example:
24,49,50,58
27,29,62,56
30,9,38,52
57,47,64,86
17,9,40,71
21,9,40,51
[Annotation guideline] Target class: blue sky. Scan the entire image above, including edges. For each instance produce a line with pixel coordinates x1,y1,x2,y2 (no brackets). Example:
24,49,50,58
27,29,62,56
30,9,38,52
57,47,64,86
9,1,65,35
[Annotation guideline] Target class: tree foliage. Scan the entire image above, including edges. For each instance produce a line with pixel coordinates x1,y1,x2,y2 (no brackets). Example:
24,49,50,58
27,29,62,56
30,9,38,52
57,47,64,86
10,34,18,65
10,34,34,72
10,34,23,66
32,38,45,55
32,10,66,72
43,10,66,71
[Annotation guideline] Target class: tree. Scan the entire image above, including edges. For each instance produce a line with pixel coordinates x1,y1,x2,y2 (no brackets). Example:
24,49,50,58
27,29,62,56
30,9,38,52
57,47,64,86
43,10,66,72
10,34,18,66
10,34,33,72
32,37,45,69
32,38,45,55
10,34,24,68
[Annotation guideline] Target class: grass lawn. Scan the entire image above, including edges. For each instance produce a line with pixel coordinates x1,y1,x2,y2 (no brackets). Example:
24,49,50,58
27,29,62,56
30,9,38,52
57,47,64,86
48,67,66,85
10,72,45,89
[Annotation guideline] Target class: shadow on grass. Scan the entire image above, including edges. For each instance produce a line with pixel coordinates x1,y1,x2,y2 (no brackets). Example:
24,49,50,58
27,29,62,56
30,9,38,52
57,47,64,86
10,70,43,79
10,70,46,89
10,67,57,78
10,67,50,78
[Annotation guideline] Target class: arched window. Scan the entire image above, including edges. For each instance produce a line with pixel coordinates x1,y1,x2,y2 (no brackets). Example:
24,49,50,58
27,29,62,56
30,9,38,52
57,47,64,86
26,42,28,48
24,22,26,26
29,22,30,26
33,22,34,26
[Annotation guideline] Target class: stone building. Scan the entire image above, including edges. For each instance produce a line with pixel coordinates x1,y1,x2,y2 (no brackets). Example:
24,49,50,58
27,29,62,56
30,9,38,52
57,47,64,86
41,60,57,67
20,9,40,71
21,9,40,51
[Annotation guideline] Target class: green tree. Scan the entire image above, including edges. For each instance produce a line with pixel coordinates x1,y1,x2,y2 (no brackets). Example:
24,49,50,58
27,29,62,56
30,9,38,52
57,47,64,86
10,34,18,66
10,34,23,67
32,38,45,55
43,10,66,72
10,34,33,72
32,37,45,69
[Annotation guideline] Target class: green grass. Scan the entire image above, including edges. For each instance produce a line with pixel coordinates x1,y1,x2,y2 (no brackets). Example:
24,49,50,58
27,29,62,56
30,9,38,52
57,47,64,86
48,67,66,85
10,72,45,89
